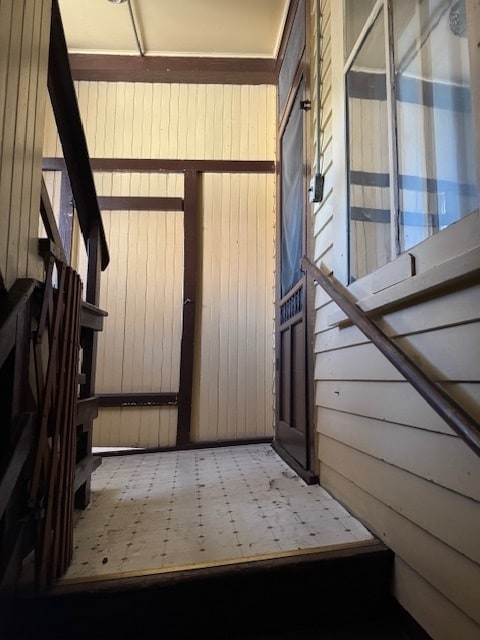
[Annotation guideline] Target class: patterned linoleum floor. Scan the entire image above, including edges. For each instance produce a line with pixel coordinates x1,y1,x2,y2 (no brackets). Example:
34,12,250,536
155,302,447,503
60,444,374,583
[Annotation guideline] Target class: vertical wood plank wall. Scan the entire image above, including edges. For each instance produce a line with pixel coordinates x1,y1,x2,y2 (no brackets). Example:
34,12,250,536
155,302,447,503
43,81,276,447
312,2,480,639
192,173,275,442
95,207,183,448
0,0,51,290
93,172,184,447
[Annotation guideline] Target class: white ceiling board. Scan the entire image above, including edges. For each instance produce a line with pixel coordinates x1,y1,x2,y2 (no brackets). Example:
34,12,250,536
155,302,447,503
58,0,290,58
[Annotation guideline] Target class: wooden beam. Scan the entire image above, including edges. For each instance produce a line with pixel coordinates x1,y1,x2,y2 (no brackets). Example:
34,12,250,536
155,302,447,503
80,301,108,332
0,280,37,370
43,157,276,174
0,414,35,520
89,158,276,174
74,456,102,493
38,238,64,263
76,397,99,426
275,0,301,77
98,393,177,408
48,0,109,270
42,158,66,171
68,54,277,85
176,171,199,447
97,196,184,211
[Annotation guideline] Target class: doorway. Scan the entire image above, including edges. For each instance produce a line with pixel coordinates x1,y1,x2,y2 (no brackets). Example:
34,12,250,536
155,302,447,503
273,0,317,483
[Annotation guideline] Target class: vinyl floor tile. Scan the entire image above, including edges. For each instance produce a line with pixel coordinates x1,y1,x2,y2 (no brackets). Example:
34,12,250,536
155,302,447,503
61,444,373,582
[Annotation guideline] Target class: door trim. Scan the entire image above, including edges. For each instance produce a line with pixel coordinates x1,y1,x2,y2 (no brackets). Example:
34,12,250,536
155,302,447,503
274,0,317,482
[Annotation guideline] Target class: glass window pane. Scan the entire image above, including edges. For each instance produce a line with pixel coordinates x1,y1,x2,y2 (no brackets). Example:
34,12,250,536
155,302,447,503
393,0,479,251
281,82,304,296
346,8,390,282
344,0,378,61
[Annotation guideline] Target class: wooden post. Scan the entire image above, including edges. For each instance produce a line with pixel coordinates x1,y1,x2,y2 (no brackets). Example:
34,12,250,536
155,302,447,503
76,223,101,508
176,171,199,447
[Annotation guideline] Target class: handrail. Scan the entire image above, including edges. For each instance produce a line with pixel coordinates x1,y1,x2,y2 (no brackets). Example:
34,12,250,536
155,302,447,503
48,0,109,270
301,257,480,457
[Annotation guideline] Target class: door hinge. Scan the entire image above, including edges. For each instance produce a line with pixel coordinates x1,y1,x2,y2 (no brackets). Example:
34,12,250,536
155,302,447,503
300,100,311,111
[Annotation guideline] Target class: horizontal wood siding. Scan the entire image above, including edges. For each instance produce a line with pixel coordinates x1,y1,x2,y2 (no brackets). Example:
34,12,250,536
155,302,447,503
312,2,480,638
320,463,480,629
0,0,50,290
191,173,275,442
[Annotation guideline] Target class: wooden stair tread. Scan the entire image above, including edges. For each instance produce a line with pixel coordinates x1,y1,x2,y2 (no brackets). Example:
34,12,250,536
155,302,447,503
80,301,107,332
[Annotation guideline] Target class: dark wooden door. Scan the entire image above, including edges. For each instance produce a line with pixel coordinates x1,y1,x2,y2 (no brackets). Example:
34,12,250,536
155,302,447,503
273,0,316,482
274,78,312,474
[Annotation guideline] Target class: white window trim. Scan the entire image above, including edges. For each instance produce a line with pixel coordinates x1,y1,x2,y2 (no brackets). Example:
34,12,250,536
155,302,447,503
329,0,480,305
328,209,480,326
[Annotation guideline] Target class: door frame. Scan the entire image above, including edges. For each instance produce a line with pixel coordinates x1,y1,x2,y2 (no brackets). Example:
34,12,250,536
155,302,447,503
273,0,317,484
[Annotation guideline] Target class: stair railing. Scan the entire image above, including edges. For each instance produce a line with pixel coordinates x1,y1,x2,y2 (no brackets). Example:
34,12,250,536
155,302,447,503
48,0,109,271
301,257,480,457
46,0,109,513
0,279,37,593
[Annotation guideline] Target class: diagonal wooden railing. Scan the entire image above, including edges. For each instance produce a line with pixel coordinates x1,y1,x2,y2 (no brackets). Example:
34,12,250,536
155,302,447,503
1,0,110,596
48,0,109,271
0,280,37,593
301,257,480,457
46,0,109,514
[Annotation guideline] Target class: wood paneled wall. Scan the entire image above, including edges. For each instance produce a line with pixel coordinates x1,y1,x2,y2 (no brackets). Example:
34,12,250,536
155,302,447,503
94,208,183,448
192,173,275,442
42,80,277,447
63,82,276,161
0,0,51,290
311,2,480,639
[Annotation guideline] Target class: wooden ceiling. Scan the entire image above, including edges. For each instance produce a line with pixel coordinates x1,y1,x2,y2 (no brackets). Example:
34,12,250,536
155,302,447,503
58,0,290,59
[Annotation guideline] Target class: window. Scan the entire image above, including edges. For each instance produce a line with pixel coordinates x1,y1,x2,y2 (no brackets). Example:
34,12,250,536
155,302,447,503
345,0,479,282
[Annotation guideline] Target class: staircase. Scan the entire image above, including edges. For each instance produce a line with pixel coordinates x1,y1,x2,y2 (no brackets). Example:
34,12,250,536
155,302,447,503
3,541,431,639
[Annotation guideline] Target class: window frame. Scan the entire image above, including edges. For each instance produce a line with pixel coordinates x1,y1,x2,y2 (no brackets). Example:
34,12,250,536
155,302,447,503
332,0,480,296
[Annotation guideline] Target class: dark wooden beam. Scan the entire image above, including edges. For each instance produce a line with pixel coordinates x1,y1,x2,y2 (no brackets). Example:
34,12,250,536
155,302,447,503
97,196,184,211
176,171,199,447
0,414,35,520
38,238,64,263
43,157,276,174
80,301,108,332
42,158,66,171
98,393,177,408
96,437,274,457
48,0,109,270
68,54,277,85
0,280,37,370
89,158,276,174
76,397,99,425
74,456,102,493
